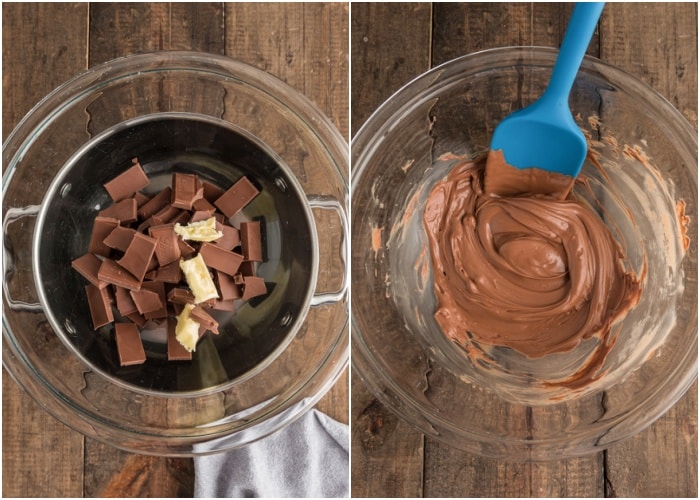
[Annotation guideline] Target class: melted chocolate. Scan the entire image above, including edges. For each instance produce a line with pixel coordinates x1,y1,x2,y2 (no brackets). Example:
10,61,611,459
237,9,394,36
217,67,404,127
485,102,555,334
423,153,642,360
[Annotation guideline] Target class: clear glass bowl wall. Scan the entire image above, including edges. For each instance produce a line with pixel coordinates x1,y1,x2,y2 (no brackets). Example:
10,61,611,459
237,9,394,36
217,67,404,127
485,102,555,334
3,52,348,455
351,47,697,460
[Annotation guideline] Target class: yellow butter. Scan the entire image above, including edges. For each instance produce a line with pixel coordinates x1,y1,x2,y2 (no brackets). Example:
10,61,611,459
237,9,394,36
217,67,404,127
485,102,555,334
174,217,223,242
179,254,219,303
175,303,200,352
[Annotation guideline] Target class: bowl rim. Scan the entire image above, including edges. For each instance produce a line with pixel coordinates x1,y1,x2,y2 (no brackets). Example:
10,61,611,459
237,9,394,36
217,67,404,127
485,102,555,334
2,50,350,455
350,45,698,459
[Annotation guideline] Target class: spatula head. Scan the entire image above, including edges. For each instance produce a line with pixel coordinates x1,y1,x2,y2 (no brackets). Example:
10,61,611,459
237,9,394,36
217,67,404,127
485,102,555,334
490,103,588,178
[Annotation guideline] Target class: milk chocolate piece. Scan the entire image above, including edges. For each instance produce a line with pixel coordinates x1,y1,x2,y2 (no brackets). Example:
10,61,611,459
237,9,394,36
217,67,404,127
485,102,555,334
201,180,224,204
214,176,259,219
98,259,142,291
98,198,138,223
104,226,137,252
148,224,181,266
167,317,192,361
114,285,138,316
117,232,158,282
199,242,244,276
190,210,216,223
190,306,219,334
133,191,150,208
176,238,197,259
171,173,200,210
130,288,163,315
167,287,195,305
138,187,172,220
114,322,147,366
213,223,241,250
88,216,119,257
126,312,148,327
151,204,182,226
141,281,168,319
104,160,149,202
72,253,107,289
241,276,267,301
240,221,262,261
85,284,114,330
151,260,182,283
216,270,242,300
192,197,217,213
239,260,257,277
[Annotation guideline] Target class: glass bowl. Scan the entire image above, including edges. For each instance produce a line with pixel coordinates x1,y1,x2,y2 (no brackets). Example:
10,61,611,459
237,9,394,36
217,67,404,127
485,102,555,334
351,47,696,460
3,51,348,455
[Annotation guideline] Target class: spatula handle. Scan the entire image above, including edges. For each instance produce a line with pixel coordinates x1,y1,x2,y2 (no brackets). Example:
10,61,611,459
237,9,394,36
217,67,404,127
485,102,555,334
544,2,604,108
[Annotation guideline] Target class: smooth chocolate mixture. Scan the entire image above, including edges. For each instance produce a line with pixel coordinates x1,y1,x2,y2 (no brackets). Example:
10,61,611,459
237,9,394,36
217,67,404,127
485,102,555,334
423,150,642,359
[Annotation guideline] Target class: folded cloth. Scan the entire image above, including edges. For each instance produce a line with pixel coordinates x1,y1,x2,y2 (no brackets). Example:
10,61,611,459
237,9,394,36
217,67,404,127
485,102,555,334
194,409,349,498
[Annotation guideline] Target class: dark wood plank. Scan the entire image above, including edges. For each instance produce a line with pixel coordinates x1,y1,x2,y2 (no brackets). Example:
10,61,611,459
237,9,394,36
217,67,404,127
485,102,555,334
599,4,698,496
2,3,89,497
350,2,431,497
350,2,433,135
88,2,225,65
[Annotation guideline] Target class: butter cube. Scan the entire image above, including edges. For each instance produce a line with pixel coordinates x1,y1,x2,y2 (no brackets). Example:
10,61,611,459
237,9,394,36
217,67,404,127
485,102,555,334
174,217,223,242
175,304,200,352
179,254,219,303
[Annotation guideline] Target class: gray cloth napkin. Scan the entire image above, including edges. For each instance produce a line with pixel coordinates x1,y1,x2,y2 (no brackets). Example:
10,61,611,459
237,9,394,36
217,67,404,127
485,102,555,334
194,409,349,498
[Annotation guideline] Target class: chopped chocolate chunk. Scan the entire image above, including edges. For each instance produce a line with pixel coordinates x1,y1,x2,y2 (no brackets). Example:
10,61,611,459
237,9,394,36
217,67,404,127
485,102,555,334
151,260,182,283
103,225,138,252
88,216,119,257
141,281,168,320
214,176,259,219
192,197,217,213
167,287,195,305
216,270,242,300
148,224,181,266
241,276,267,301
190,306,219,334
72,253,107,289
240,221,263,261
117,232,158,282
85,284,114,330
213,223,241,250
171,173,200,210
151,204,183,226
190,209,216,223
114,322,147,366
126,312,148,327
98,198,138,223
201,180,224,204
114,285,138,316
239,260,257,277
138,187,172,220
199,242,244,277
103,159,149,202
98,259,142,291
167,317,192,361
130,288,163,315
132,191,151,208
176,237,197,259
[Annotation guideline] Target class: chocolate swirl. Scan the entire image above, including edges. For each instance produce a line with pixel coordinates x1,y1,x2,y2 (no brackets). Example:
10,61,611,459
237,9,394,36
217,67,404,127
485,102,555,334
423,152,642,359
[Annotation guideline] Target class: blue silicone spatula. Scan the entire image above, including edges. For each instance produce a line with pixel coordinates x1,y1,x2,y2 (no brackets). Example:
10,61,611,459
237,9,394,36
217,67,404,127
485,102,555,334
489,2,604,179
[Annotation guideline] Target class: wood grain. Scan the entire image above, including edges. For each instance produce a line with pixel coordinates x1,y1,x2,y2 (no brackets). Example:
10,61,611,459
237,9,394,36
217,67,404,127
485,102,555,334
349,3,432,497
2,3,88,497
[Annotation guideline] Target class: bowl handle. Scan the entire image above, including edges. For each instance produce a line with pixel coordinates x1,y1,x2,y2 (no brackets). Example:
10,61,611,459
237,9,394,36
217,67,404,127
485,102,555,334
307,195,348,307
3,205,43,312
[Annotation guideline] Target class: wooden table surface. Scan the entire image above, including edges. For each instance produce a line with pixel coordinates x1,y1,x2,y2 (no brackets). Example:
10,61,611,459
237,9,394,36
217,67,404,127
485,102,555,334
350,2,697,498
2,3,348,497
